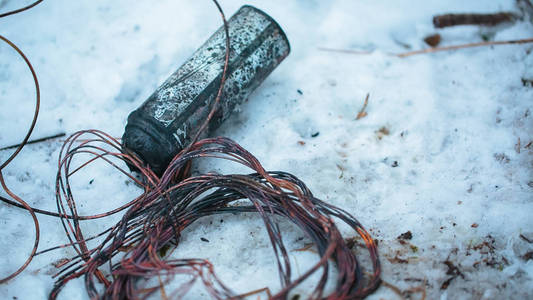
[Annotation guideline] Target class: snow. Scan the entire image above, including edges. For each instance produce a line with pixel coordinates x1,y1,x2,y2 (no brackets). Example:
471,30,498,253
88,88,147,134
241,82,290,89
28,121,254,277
1,0,532,299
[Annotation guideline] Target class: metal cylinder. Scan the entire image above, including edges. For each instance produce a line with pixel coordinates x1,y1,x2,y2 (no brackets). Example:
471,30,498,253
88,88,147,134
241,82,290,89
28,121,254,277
122,5,290,175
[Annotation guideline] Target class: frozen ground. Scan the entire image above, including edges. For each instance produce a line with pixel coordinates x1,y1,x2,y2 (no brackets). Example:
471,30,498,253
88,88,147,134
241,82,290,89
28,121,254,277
1,0,532,299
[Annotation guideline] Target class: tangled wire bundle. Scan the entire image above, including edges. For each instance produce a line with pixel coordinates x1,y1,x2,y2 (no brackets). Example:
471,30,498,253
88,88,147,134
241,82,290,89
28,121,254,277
47,130,381,299
1,1,381,299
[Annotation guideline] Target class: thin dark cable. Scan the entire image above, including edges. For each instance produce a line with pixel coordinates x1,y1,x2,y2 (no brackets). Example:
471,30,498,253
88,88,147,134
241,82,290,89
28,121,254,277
0,0,44,18
0,132,65,151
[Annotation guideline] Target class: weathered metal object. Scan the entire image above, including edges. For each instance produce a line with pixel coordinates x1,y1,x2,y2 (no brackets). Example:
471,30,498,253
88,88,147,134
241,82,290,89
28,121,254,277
122,5,290,175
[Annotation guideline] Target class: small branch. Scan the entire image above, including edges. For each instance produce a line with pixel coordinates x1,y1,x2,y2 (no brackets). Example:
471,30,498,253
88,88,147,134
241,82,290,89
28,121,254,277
397,38,533,57
356,93,370,120
380,279,406,300
433,12,516,28
0,133,66,151
319,38,533,58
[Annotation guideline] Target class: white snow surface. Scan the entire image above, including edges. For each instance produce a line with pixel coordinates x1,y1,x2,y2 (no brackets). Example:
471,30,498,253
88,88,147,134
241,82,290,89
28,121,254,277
1,0,532,299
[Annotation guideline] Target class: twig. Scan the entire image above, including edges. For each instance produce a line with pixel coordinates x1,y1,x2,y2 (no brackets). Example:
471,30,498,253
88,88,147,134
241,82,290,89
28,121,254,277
380,279,406,300
433,12,516,28
404,279,427,300
356,93,370,120
397,38,533,57
0,132,65,151
319,38,533,58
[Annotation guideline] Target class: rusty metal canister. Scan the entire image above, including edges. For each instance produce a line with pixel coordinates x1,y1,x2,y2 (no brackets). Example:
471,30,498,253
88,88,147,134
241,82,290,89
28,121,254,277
122,5,290,175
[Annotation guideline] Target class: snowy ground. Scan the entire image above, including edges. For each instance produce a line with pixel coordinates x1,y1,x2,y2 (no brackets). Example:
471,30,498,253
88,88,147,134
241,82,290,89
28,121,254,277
1,0,532,299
